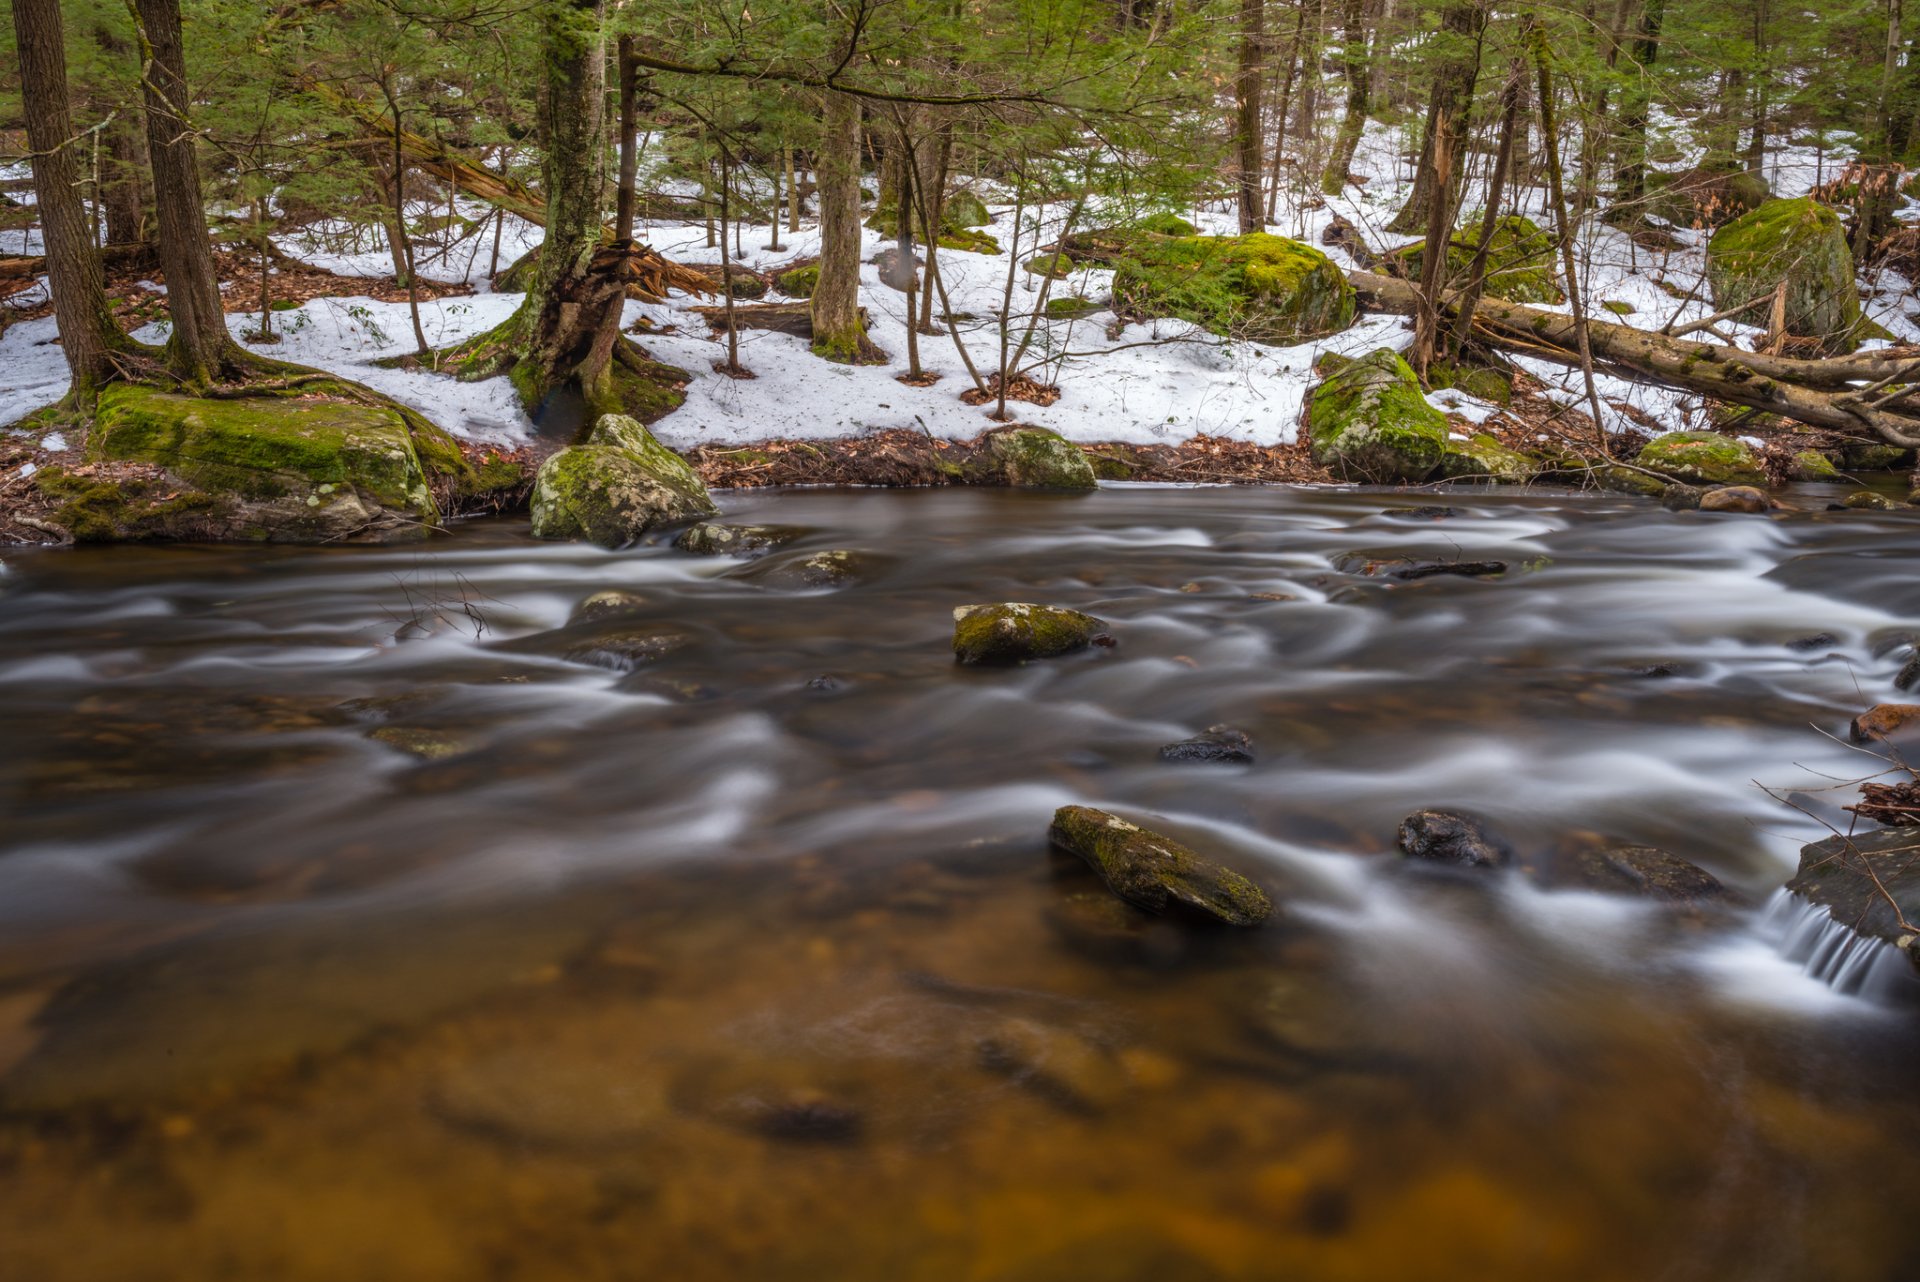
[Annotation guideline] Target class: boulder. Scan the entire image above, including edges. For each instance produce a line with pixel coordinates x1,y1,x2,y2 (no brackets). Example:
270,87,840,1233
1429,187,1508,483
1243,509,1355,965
1048,805,1272,926
562,627,691,672
774,264,819,298
1306,348,1448,483
1110,232,1356,344
981,427,1097,490
1645,165,1773,228
1396,809,1512,868
1843,490,1901,510
672,522,799,557
1788,449,1841,481
1634,432,1767,486
943,188,993,228
1427,359,1515,405
1438,432,1536,484
1786,828,1920,974
62,383,464,543
529,414,716,546
952,603,1107,665
1158,725,1255,764
1397,214,1562,305
1706,197,1862,354
1562,845,1731,903
569,589,651,623
1698,485,1771,513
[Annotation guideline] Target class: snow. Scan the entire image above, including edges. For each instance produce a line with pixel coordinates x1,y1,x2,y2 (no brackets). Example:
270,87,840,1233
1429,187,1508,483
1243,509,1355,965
2,119,1915,453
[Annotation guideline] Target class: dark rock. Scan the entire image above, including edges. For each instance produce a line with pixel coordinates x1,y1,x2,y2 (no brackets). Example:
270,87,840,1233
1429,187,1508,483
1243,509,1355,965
563,628,690,672
1660,483,1704,511
1786,632,1839,652
1157,725,1256,764
1387,559,1507,581
1563,845,1732,903
804,674,846,693
568,589,650,624
1387,505,1460,520
743,548,873,589
1698,485,1770,513
953,603,1107,666
1631,662,1682,678
672,522,800,558
1896,652,1920,691
1786,828,1920,973
1396,809,1512,868
1048,805,1272,926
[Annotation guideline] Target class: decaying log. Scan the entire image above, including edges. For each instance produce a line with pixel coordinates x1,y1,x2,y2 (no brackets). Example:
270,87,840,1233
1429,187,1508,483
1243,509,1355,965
687,302,869,339
1351,269,1920,446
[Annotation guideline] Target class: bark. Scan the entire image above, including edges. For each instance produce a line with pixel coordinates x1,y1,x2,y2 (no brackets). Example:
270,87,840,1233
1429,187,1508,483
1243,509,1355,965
1235,0,1267,233
615,35,639,243
1320,0,1370,194
1353,269,1920,445
811,91,884,363
1447,24,1528,357
14,0,136,394
1410,0,1489,372
131,0,237,385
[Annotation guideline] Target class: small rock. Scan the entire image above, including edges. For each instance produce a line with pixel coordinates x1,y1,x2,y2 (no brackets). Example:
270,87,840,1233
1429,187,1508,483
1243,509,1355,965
1849,702,1920,745
1157,725,1255,764
672,522,798,558
569,589,650,624
1895,652,1920,691
1048,805,1271,926
1786,632,1839,652
1563,845,1731,903
953,603,1107,666
1698,486,1771,513
804,674,846,693
975,1017,1130,1114
1631,662,1682,678
1660,484,1704,511
367,725,479,760
1386,560,1507,581
1843,490,1901,511
1396,809,1512,868
563,629,689,672
1387,506,1460,520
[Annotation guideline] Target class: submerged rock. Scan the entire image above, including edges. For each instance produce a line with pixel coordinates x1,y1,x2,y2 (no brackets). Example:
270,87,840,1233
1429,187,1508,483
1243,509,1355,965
672,522,800,557
1044,891,1193,968
530,414,716,547
1396,809,1512,868
1636,432,1767,487
367,725,482,760
952,603,1107,665
1786,827,1920,973
1048,805,1271,927
1843,490,1901,511
1563,845,1731,903
1307,348,1449,483
976,1017,1130,1114
562,628,690,672
1158,725,1256,764
1698,485,1771,513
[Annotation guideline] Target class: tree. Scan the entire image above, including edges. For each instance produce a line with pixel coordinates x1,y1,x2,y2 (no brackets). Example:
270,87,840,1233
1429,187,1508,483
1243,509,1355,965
1235,0,1267,232
811,90,885,363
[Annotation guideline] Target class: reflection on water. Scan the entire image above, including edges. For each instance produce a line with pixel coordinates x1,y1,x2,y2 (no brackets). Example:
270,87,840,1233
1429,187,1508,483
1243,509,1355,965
0,485,1916,1281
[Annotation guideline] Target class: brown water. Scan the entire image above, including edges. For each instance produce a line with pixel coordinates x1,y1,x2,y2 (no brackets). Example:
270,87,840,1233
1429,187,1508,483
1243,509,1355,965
1,484,1917,1281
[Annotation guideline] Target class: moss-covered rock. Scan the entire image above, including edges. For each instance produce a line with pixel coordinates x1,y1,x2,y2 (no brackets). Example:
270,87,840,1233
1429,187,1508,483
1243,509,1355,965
1043,295,1101,320
1788,448,1841,481
1697,484,1771,513
1306,348,1447,483
1048,805,1271,927
953,603,1106,665
1838,442,1914,470
1646,166,1773,228
1706,197,1862,354
1843,489,1901,510
1024,252,1074,279
529,414,715,546
1634,431,1767,486
1397,214,1563,305
1594,465,1674,498
774,264,819,298
939,228,1002,255
672,522,800,557
1426,359,1514,405
943,188,992,228
1111,232,1355,344
79,384,452,543
983,427,1097,490
1439,433,1536,484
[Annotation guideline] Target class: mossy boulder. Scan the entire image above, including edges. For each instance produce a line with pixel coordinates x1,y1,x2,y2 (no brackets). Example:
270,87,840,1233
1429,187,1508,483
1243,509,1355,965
1706,197,1862,354
1788,449,1841,481
1306,348,1448,483
1111,232,1355,344
1646,166,1773,228
1633,431,1767,486
1025,253,1074,279
672,522,800,557
953,603,1106,665
1044,296,1101,320
939,228,1002,255
982,427,1097,490
529,414,715,547
75,383,455,543
775,264,820,298
1048,805,1271,927
1838,442,1914,470
1426,359,1513,405
1439,433,1536,484
1398,214,1562,305
943,188,992,228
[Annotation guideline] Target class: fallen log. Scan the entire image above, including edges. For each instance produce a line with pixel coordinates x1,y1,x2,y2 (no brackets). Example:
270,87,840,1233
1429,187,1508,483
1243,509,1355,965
687,302,869,340
1351,269,1920,446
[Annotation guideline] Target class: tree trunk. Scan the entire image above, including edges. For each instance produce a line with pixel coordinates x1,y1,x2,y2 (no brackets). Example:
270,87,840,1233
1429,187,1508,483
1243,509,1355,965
1613,0,1663,202
1410,0,1489,372
1235,0,1267,232
615,34,639,243
13,0,137,395
1320,0,1370,194
1447,23,1528,357
811,91,883,363
131,0,237,385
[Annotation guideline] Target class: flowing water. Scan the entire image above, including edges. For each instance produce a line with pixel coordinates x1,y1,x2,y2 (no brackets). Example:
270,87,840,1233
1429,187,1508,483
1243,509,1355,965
1,484,1917,1281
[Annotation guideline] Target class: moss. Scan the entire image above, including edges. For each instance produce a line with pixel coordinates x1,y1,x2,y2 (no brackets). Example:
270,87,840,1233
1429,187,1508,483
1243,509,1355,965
1044,296,1100,319
1024,253,1075,279
1602,299,1636,316
1397,214,1562,305
1439,433,1536,484
1110,232,1355,344
531,415,714,546
943,189,992,228
1130,211,1197,237
1593,465,1673,498
775,265,819,298
36,467,227,542
952,602,1105,665
1788,449,1840,481
938,228,1002,255
1634,430,1767,486
984,428,1097,490
1427,360,1513,405
1047,805,1271,927
1706,197,1861,354
1306,348,1448,482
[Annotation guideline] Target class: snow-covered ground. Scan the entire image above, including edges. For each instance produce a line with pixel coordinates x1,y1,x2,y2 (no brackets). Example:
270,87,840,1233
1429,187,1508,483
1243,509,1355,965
2,122,1914,451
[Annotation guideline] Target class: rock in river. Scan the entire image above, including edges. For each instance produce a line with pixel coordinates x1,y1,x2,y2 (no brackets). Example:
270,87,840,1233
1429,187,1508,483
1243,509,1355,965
1158,725,1256,764
1698,485,1771,514
1048,805,1272,927
530,414,716,547
1850,702,1920,745
672,522,800,557
953,603,1107,665
1396,809,1512,868
1786,827,1920,974
1562,845,1731,903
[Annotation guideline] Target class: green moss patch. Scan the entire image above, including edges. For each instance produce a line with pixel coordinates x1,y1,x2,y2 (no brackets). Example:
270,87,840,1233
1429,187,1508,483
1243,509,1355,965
1634,431,1767,486
1706,197,1861,354
1396,214,1562,305
1110,232,1355,344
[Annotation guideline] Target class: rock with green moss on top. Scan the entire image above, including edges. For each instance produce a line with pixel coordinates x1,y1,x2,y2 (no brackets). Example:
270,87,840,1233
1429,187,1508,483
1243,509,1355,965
982,428,1097,490
1111,232,1355,344
1426,359,1513,405
1306,348,1448,483
530,414,715,547
1024,253,1075,280
1633,431,1767,486
1396,214,1563,305
1048,805,1271,927
64,383,462,543
1788,449,1840,481
953,603,1107,665
1706,197,1862,354
1439,433,1536,484
939,228,1002,255
774,264,819,298
943,188,993,228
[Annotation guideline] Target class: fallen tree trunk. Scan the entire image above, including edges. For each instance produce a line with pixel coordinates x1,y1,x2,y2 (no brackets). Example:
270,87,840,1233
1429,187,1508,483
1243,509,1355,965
686,302,869,339
1351,269,1920,446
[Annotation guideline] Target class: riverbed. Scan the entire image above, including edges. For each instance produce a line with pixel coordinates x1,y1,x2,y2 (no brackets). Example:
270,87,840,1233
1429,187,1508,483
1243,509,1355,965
0,483,1915,1281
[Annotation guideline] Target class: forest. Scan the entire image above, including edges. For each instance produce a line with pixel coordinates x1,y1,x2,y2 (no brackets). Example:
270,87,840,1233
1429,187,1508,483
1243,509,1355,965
2,0,1920,1279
